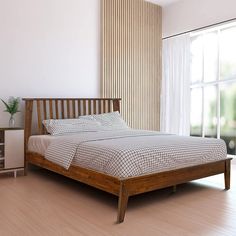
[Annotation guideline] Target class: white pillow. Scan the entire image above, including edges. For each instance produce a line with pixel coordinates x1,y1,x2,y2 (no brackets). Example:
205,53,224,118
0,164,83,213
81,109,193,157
42,118,102,135
79,111,129,131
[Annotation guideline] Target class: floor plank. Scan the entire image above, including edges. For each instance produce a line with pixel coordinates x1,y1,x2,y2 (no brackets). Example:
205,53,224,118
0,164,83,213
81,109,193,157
0,162,235,236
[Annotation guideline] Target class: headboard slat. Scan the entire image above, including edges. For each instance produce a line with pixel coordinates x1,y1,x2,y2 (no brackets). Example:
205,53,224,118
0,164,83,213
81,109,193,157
103,100,106,113
67,100,70,118
55,100,59,119
83,100,86,115
43,100,47,120
72,100,76,118
61,100,65,119
98,100,102,114
78,100,81,116
93,100,97,114
36,100,43,134
49,100,53,119
88,100,92,115
108,100,111,112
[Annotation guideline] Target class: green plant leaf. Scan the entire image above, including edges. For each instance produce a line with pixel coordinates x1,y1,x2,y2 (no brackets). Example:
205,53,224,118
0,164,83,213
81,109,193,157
1,97,21,115
1,99,11,112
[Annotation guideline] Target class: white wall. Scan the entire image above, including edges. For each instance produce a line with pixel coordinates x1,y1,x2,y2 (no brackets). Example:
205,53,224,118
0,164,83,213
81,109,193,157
163,0,236,38
0,0,100,127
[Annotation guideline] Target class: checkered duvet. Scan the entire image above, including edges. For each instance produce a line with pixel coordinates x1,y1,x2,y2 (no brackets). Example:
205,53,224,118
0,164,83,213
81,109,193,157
45,130,227,178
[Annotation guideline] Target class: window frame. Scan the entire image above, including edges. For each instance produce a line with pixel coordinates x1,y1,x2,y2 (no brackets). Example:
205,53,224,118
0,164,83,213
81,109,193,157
190,22,236,157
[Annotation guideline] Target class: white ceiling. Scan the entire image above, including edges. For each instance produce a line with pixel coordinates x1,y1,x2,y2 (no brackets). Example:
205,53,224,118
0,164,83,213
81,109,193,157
145,0,182,7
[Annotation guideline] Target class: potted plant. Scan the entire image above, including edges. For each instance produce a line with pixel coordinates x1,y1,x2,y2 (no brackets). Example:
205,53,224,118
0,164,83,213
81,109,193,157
1,97,21,127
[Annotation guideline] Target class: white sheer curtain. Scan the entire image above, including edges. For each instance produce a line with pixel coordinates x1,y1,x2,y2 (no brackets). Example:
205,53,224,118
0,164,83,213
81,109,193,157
161,34,191,136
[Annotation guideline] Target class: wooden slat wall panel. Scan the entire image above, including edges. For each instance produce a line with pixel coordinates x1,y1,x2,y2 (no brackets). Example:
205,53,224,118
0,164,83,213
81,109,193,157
101,0,162,130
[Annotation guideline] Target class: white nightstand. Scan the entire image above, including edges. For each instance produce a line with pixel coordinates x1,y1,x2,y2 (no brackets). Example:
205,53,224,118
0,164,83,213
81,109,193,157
0,128,24,177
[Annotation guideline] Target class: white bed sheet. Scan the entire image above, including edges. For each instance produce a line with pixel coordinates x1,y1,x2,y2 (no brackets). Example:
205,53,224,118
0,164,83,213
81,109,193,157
28,135,58,156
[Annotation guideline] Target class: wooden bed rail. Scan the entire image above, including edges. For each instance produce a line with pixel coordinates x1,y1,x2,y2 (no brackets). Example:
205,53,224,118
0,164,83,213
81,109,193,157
23,98,121,151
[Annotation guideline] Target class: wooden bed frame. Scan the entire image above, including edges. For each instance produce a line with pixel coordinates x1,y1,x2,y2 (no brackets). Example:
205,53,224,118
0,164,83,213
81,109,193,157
23,98,232,223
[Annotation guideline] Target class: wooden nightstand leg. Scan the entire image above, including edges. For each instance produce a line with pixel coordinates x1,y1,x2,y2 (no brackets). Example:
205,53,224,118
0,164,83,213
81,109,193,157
14,170,17,178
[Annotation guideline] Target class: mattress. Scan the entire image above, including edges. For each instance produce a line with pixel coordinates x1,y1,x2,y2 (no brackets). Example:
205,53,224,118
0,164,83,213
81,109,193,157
28,130,227,178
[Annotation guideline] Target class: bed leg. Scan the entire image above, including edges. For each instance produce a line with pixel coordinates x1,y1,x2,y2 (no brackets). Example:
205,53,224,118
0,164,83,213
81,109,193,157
224,159,231,190
117,182,129,223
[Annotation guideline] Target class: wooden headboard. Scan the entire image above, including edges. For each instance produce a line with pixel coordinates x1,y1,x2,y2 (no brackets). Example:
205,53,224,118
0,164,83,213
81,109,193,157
23,98,121,150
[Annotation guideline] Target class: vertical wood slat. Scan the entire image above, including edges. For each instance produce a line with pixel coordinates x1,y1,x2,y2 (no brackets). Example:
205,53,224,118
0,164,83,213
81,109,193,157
49,100,53,119
43,100,47,120
72,100,76,118
43,100,47,134
103,100,106,113
101,0,161,130
67,100,70,118
108,100,111,112
36,100,43,134
93,100,97,114
88,100,92,115
55,100,59,119
83,100,87,115
61,100,65,119
78,100,81,116
98,100,102,114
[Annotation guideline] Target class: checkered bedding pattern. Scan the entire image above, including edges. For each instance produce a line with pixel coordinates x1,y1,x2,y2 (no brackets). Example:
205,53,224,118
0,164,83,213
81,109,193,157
45,130,227,178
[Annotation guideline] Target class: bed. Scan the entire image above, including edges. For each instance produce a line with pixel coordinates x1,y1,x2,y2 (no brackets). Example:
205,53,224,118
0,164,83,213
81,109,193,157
23,98,232,223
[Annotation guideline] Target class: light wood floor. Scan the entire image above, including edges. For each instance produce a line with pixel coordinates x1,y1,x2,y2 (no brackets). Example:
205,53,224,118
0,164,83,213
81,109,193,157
0,161,236,236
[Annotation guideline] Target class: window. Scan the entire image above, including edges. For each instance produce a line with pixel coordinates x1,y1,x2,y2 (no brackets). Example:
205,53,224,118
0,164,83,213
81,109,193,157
190,22,236,156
